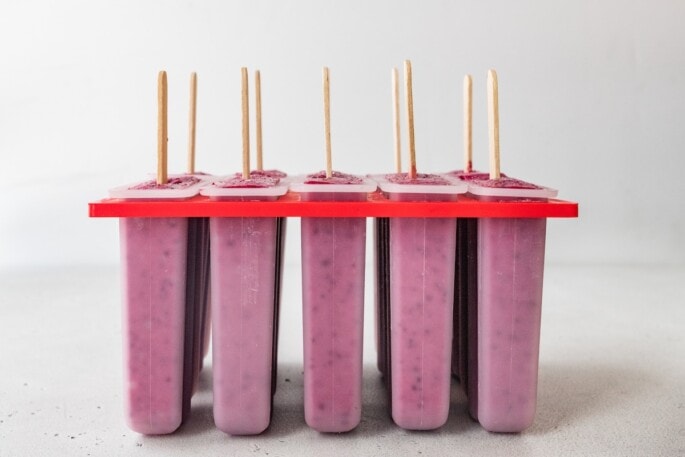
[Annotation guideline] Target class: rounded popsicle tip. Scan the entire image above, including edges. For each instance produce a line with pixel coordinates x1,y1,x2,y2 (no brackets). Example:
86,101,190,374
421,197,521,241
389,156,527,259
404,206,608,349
478,407,536,433
214,409,271,436
126,410,181,435
391,407,449,431
487,69,498,84
304,401,361,433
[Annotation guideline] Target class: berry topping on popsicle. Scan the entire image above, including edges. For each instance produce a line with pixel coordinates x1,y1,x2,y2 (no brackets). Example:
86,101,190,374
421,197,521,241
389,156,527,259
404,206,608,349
472,177,542,189
385,173,450,185
250,169,287,178
130,176,201,190
305,170,363,185
213,176,280,188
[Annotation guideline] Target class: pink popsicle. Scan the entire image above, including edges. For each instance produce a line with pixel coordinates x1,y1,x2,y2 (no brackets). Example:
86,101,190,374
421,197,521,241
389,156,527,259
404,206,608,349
297,171,373,433
188,216,210,397
182,173,214,397
113,176,203,435
210,216,278,434
204,176,285,435
470,177,556,432
120,217,188,434
377,173,464,430
444,169,491,418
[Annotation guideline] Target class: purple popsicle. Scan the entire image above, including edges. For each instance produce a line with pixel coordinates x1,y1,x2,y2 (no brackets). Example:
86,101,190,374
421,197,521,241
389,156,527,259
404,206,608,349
376,173,465,430
203,174,288,435
293,171,376,432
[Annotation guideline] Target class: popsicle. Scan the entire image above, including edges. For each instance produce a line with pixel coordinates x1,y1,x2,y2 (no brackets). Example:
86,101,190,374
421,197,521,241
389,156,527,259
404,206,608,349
295,172,374,433
204,68,287,435
293,67,376,433
375,67,401,377
146,74,214,400
376,61,467,430
252,69,287,398
218,75,288,402
229,168,289,400
109,71,205,435
469,70,558,432
204,176,286,435
445,75,487,416
376,175,465,430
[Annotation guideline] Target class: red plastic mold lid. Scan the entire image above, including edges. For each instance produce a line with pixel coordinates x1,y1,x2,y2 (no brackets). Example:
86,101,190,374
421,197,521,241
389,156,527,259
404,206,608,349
89,190,578,218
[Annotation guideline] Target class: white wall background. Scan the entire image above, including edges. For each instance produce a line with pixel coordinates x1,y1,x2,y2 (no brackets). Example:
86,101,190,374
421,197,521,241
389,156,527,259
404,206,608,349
1,0,684,268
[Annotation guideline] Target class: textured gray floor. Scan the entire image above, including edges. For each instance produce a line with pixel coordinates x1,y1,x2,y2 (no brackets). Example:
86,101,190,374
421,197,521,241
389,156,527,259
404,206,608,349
1,264,683,456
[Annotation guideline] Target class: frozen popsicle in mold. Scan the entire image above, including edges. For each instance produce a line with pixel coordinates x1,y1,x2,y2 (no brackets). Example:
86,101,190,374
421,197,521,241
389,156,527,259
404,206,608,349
294,172,375,433
204,176,286,435
443,74,490,411
292,67,377,433
469,70,558,432
202,68,288,435
375,61,467,430
376,173,465,430
158,71,214,403
374,67,401,378
248,70,288,398
108,71,205,435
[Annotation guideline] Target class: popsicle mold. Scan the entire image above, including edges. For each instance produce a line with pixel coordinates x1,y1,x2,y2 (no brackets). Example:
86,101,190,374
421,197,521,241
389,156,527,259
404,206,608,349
91,174,577,435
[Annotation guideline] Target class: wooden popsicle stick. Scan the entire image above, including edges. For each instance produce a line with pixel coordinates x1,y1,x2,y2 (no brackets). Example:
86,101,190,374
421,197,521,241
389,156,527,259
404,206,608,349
487,69,501,179
241,67,250,179
157,70,168,185
392,67,402,174
255,70,263,171
463,74,473,173
404,60,417,179
323,66,332,178
187,72,197,174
